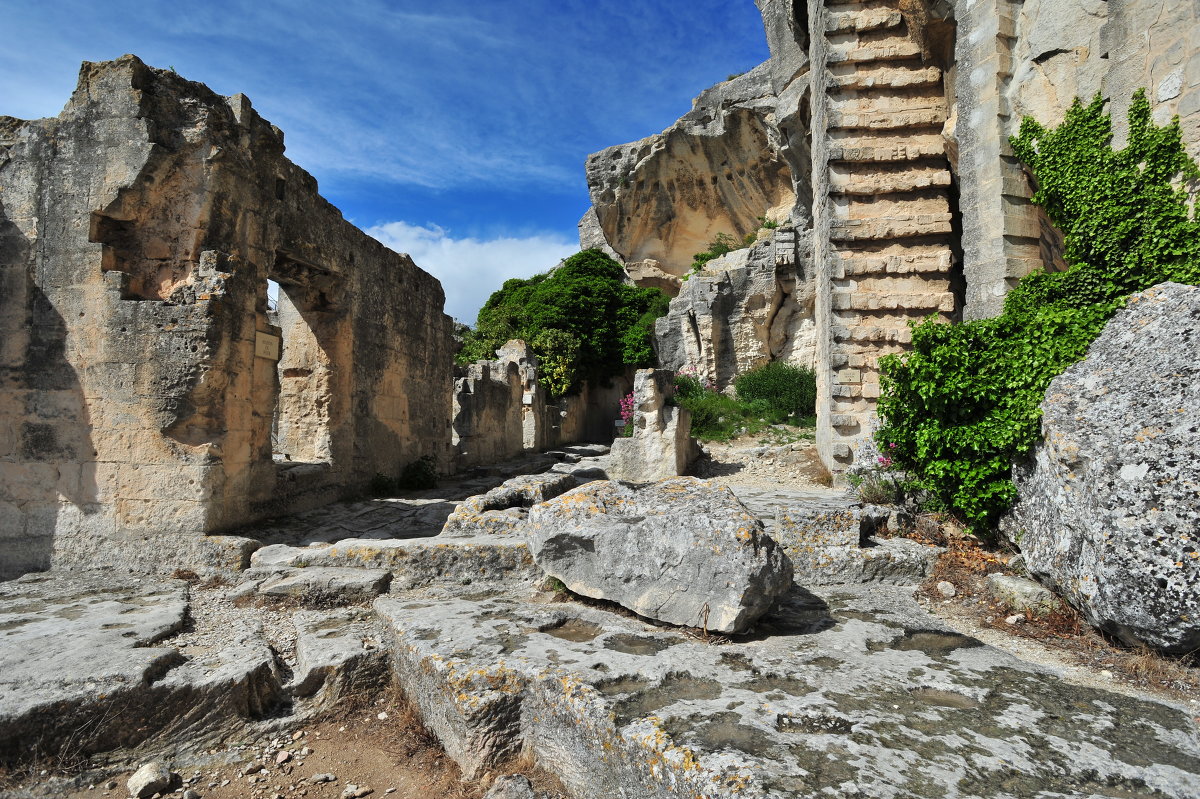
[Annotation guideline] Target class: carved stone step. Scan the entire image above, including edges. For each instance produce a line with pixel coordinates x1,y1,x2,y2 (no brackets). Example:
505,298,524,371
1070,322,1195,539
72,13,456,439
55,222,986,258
826,7,903,33
831,89,947,114
838,190,952,217
830,65,943,91
827,40,922,64
835,250,954,276
828,135,946,163
830,166,952,195
831,324,915,344
830,213,954,241
829,106,946,131
831,290,956,312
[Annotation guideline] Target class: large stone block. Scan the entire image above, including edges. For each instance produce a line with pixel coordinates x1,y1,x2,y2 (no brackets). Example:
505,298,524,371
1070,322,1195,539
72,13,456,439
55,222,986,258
526,478,793,633
607,369,698,483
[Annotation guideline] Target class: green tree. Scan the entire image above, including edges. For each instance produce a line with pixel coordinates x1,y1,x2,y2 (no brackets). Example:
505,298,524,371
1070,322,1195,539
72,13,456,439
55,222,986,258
458,249,670,395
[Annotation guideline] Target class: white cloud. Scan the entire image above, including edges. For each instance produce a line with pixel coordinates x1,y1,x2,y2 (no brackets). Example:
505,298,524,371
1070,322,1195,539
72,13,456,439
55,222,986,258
366,221,578,324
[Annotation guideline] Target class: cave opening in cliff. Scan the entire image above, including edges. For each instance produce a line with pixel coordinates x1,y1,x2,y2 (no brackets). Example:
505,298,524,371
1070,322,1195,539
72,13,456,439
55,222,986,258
267,257,342,467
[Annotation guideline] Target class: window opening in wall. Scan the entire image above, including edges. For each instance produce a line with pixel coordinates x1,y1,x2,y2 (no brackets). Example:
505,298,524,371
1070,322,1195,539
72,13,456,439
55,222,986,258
268,276,333,466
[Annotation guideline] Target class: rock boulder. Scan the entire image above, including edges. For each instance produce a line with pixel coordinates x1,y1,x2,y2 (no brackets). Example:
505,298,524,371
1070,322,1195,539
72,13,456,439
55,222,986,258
526,478,793,633
1002,283,1200,654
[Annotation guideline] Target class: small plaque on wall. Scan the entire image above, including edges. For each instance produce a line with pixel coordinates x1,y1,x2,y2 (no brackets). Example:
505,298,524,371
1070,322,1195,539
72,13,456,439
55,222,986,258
255,332,281,360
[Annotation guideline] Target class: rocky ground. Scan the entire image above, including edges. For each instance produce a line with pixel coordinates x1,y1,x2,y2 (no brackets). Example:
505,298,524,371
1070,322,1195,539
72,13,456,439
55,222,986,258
2,433,1198,799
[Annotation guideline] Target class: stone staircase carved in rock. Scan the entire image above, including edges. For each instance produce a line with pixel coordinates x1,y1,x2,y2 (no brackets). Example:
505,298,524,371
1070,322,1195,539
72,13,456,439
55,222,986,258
814,0,958,470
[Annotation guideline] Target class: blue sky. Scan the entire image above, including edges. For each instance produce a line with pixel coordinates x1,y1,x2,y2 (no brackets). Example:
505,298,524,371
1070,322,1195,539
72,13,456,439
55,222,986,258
2,0,769,321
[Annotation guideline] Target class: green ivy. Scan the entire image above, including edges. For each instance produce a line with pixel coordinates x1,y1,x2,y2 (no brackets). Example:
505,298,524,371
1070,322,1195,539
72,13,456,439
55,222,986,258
458,249,669,396
876,90,1200,535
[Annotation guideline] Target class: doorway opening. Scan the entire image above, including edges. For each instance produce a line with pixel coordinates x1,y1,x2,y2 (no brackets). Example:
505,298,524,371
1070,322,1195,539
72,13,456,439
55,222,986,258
267,262,341,465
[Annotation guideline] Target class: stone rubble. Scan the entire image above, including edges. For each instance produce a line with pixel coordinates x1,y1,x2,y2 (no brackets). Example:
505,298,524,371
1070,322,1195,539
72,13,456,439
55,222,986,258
127,762,173,798
1,445,1198,798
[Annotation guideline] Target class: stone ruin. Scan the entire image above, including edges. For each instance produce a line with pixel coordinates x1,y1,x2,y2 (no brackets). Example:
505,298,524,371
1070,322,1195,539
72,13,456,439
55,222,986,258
2,4,1200,798
0,56,456,580
584,0,1200,476
452,340,632,472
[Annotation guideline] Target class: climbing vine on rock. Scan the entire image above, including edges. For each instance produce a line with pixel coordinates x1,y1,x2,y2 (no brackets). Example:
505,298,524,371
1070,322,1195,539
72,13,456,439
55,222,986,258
458,249,670,396
876,90,1200,535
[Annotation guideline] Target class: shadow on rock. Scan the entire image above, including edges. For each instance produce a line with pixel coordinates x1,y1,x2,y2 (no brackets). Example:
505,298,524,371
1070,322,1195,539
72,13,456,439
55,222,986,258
738,583,835,640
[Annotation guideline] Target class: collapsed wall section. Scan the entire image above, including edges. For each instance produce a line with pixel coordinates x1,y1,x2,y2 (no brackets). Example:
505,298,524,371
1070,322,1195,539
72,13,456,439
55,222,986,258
452,340,632,470
0,56,453,579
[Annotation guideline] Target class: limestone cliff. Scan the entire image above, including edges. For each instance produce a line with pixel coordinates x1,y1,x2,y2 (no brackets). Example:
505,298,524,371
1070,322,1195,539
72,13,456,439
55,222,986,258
581,63,805,280
654,227,816,389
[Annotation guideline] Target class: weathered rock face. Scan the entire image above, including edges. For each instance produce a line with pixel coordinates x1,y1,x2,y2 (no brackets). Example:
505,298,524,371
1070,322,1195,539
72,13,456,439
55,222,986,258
583,63,802,278
526,478,793,633
1001,283,1200,654
654,227,816,388
0,573,284,766
0,56,454,579
607,369,698,482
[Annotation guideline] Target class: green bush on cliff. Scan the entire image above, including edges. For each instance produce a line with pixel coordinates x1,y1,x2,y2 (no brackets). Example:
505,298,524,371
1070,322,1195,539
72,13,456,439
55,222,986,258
876,90,1200,535
458,249,670,396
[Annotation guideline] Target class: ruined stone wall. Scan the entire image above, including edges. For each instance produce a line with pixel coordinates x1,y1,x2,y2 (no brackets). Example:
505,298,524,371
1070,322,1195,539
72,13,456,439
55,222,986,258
555,376,634,445
0,56,453,578
450,340,633,469
452,342,531,470
808,0,959,470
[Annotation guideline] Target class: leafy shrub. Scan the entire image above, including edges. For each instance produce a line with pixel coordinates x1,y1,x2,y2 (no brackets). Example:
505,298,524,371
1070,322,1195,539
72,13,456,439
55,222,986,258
734,361,817,424
369,472,398,496
847,470,907,506
672,363,813,441
876,90,1200,535
398,456,438,490
458,250,669,396
690,232,742,273
676,389,753,441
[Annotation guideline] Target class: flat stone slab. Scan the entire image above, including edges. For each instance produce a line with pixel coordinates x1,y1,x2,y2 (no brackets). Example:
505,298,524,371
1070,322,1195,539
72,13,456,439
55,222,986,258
375,584,1200,798
0,573,283,767
258,567,392,603
771,498,942,586
250,535,539,591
